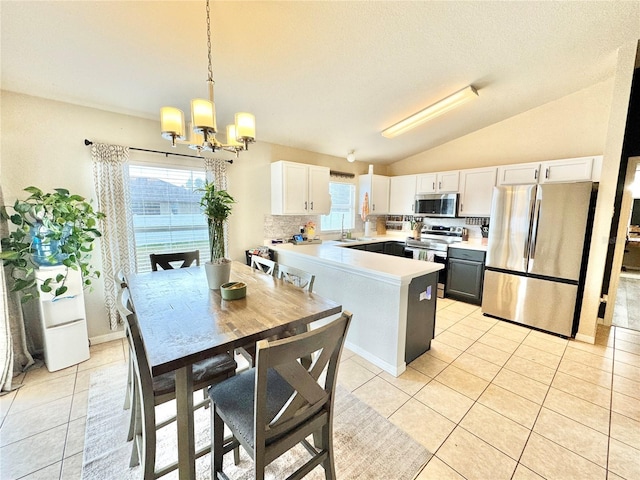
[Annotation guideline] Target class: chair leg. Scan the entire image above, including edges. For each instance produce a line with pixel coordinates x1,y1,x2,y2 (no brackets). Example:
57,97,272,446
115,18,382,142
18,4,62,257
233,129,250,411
211,405,225,478
127,375,137,442
124,356,132,410
320,424,336,480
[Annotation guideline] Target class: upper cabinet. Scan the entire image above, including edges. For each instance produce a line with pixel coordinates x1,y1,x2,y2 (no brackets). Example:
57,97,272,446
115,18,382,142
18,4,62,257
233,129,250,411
271,161,331,215
458,167,497,217
416,171,459,193
497,156,602,185
389,175,417,214
359,174,390,215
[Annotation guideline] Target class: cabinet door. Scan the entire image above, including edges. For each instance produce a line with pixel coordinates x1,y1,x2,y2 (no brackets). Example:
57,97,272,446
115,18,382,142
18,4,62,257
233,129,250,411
371,175,390,214
389,175,417,214
458,167,497,217
308,166,331,214
271,161,308,214
437,171,459,193
497,162,541,185
416,173,437,193
446,258,484,304
540,156,594,184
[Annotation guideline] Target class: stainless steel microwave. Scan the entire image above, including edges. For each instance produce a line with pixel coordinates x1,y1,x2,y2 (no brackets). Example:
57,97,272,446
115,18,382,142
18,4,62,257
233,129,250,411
414,193,458,217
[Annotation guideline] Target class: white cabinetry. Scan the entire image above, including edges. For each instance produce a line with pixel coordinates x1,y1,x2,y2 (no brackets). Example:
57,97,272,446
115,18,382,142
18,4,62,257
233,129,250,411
359,174,389,215
458,167,497,217
416,171,459,193
36,266,89,372
271,161,331,215
389,175,417,214
497,156,600,185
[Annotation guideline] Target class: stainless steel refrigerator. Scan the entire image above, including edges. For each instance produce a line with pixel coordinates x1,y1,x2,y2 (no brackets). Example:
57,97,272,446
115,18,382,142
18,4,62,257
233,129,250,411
481,181,595,337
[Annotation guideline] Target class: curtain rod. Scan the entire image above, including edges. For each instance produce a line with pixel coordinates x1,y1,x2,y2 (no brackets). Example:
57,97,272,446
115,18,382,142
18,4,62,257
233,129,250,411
83,139,233,164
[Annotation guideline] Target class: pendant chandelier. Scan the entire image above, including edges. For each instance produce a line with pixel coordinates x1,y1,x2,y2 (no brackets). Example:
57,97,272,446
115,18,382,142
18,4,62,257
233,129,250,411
160,0,255,157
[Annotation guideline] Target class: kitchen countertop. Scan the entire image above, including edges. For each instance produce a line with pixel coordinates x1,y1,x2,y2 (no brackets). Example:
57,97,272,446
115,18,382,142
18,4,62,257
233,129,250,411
449,241,488,252
270,239,443,285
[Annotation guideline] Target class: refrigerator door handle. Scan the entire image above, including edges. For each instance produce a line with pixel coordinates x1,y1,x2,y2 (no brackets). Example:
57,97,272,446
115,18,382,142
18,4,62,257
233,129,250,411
529,199,542,260
523,196,535,268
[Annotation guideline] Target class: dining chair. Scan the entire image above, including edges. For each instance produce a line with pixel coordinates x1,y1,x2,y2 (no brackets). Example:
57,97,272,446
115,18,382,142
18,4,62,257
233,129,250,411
116,287,238,479
209,311,353,480
149,250,200,271
277,264,315,292
250,255,276,275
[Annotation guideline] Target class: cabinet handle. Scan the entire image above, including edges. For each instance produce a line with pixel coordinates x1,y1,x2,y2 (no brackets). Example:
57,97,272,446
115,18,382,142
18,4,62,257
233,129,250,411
411,204,414,212
545,168,549,179
438,181,442,190
432,182,435,190
534,169,538,180
460,203,463,212
304,201,307,210
372,204,376,211
310,201,314,211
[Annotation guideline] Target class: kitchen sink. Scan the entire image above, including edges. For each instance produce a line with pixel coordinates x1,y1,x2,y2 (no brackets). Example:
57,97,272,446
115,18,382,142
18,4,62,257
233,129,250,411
336,238,358,242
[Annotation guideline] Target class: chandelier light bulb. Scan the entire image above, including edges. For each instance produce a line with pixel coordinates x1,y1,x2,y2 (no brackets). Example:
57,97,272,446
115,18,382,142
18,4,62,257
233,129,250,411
346,150,356,163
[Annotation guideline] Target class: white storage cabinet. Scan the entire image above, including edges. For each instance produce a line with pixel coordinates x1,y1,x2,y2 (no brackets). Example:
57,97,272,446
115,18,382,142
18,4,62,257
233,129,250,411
271,161,331,215
359,174,390,215
416,171,459,193
497,156,601,185
389,174,417,214
458,167,497,217
36,266,90,372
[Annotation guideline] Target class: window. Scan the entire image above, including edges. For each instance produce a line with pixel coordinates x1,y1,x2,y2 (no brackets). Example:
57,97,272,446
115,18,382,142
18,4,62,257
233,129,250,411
129,165,209,272
321,182,356,232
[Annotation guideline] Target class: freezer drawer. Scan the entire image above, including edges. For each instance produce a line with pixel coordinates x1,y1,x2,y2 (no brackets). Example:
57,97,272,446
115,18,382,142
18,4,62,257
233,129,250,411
481,270,578,337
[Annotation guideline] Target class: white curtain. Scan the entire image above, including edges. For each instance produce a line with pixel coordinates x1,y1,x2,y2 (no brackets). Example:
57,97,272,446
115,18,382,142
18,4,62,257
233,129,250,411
1,184,36,393
91,143,136,330
203,158,229,258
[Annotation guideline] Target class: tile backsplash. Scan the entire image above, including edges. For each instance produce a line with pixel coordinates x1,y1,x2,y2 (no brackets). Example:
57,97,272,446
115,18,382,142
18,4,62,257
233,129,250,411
264,214,366,241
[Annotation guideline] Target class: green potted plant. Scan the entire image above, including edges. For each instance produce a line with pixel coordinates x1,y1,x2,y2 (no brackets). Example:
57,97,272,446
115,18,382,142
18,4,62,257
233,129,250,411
0,186,105,303
198,181,236,289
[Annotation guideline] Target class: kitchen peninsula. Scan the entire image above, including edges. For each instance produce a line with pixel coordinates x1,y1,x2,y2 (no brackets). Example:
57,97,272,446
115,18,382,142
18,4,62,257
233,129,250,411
270,239,443,376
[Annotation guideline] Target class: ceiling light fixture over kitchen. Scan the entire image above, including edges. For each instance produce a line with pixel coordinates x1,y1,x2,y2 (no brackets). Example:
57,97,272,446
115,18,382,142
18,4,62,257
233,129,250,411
346,150,356,163
381,85,478,139
160,0,255,157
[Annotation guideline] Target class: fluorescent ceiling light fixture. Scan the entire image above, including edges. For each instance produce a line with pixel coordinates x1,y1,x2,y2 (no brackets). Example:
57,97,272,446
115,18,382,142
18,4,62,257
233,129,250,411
381,85,478,138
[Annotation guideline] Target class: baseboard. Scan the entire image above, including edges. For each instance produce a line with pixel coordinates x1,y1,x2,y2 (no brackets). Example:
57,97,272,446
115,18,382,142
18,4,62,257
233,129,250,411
344,341,406,377
574,332,596,345
89,330,125,346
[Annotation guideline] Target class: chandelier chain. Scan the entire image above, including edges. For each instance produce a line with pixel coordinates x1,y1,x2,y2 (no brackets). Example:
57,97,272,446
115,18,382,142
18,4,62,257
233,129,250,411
206,0,213,83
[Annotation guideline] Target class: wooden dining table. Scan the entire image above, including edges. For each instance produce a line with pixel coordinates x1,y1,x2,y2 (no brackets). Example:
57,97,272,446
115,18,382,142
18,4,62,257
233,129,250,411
126,261,342,480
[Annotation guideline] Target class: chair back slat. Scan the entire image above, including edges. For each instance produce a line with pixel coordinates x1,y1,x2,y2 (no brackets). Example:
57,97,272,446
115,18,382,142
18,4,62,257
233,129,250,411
150,250,200,271
277,264,315,292
251,255,276,275
255,312,352,442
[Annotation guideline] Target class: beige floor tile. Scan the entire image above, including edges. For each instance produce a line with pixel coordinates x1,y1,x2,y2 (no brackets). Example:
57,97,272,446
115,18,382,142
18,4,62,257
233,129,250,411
352,376,410,418
379,367,430,396
459,403,530,460
566,339,614,359
451,352,502,381
533,407,608,467
595,326,615,347
435,331,475,351
563,346,614,372
551,371,611,409
543,388,610,434
511,464,545,480
436,298,455,310
437,426,517,480
456,317,493,334
350,354,383,375
615,349,640,368
60,452,83,480
424,340,463,364
478,332,521,354
415,456,464,480
488,323,530,343
503,355,556,385
389,398,456,453
23,364,77,386
613,374,640,400
461,312,497,327
478,384,541,429
514,344,561,369
520,432,606,480
445,302,480,316
558,358,613,389
492,369,549,405
336,358,376,392
340,348,356,362
414,380,474,423
610,412,640,450
0,423,67,479
9,374,75,414
614,360,640,383
437,308,467,324
465,342,511,366
77,340,126,372
0,389,17,422
522,333,567,356
435,365,489,400
616,329,640,345
70,388,89,420
612,391,640,421
409,352,450,378
615,339,640,356
64,416,86,458
608,438,640,480
447,323,486,341
21,462,62,479
0,395,72,446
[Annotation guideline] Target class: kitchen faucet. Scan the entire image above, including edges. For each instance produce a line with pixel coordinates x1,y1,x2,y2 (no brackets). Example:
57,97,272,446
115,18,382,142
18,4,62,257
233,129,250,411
341,215,346,239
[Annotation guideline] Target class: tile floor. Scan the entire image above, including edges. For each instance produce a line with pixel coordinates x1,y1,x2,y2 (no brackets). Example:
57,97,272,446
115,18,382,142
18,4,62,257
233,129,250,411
2,298,640,479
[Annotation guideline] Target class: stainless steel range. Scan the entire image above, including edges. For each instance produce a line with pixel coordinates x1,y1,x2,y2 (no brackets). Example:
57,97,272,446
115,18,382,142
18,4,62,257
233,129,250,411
405,226,463,298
